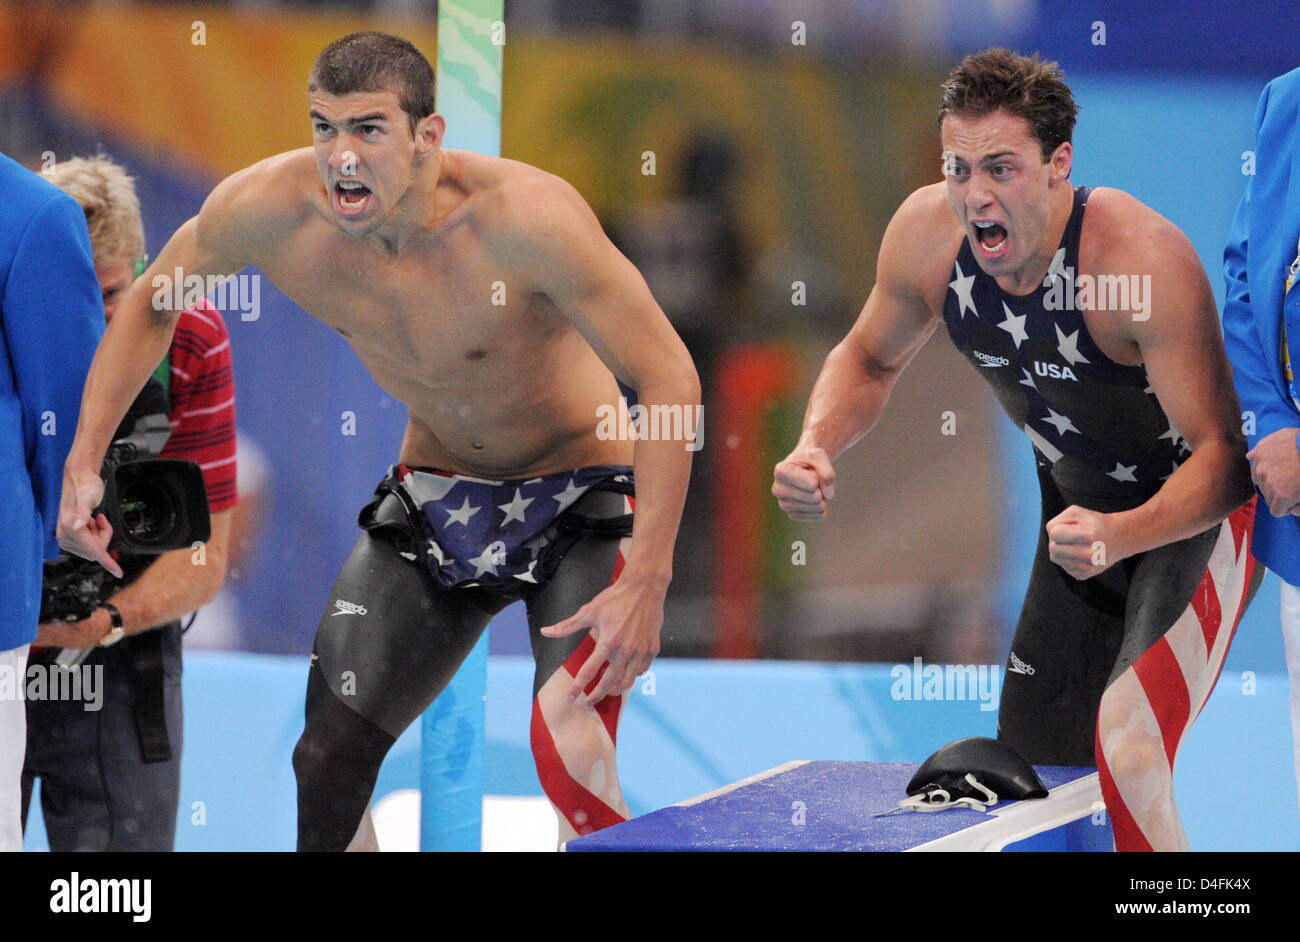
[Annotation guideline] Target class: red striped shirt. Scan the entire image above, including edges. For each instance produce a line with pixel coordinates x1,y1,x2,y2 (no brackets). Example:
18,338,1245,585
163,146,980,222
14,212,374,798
159,300,237,513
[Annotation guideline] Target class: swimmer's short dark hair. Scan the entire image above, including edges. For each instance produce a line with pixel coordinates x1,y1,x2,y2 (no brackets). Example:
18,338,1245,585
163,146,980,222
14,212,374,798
938,48,1079,162
309,31,436,134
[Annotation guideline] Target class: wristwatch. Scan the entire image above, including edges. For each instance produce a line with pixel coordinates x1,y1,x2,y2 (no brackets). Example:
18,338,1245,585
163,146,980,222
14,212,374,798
98,603,127,647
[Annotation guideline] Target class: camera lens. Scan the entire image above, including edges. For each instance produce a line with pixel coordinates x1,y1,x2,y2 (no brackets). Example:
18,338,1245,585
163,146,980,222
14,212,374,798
118,478,180,547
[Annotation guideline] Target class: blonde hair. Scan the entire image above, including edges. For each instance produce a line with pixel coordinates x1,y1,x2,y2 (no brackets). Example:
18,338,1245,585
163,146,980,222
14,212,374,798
47,155,146,268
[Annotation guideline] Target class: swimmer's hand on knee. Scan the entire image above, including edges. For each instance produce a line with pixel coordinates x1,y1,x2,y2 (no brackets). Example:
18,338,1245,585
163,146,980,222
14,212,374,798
540,579,663,706
57,465,123,579
773,447,836,521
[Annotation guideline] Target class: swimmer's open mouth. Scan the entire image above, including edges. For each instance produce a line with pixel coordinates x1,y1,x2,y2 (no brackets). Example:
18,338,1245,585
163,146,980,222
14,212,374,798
335,180,372,215
972,220,1008,258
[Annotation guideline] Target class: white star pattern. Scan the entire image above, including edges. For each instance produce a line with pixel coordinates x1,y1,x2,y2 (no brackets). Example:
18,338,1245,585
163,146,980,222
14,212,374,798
997,303,1029,348
470,542,504,578
1019,368,1037,390
512,560,540,583
1107,462,1138,483
552,478,590,514
1041,408,1080,438
1054,323,1091,366
523,531,551,559
401,472,459,504
1159,461,1180,482
949,261,978,319
497,488,534,526
1158,422,1184,450
1045,247,1068,285
1024,425,1063,464
444,496,482,527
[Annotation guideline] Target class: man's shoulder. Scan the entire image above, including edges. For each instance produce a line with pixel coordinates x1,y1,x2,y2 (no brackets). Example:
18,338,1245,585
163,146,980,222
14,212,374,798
470,153,589,227
892,182,959,234
227,147,318,197
201,149,318,253
461,152,600,262
1081,186,1207,341
880,182,964,290
1082,186,1193,272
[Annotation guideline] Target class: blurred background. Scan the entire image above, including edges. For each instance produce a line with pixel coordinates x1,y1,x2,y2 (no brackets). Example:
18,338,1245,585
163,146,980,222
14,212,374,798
3,0,1296,849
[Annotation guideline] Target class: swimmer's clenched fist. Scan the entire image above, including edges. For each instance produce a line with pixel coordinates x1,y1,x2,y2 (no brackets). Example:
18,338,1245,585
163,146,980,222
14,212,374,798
773,446,836,521
1044,504,1132,581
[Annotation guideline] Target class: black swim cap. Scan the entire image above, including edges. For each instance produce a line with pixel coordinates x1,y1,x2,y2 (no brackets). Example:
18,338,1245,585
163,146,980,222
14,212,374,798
896,737,1046,813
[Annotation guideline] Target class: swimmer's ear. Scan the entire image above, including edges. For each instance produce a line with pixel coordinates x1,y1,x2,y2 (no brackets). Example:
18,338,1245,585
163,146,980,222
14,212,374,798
1048,140,1073,181
413,112,445,154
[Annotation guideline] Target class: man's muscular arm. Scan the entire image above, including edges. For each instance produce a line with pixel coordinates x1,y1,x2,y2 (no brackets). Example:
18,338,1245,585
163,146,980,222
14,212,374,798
1051,205,1253,576
773,188,943,521
505,174,699,703
517,175,700,583
58,166,269,574
1119,216,1252,546
37,510,233,648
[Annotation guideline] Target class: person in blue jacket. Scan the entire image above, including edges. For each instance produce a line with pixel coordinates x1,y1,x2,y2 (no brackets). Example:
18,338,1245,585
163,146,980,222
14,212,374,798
0,151,103,852
1222,66,1300,817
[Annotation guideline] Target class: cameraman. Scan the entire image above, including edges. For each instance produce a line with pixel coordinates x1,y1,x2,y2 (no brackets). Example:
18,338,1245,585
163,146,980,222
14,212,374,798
21,156,236,851
0,152,103,853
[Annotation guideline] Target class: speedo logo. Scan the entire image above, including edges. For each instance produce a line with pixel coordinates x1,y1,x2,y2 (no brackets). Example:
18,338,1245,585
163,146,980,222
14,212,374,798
973,350,1009,368
1008,652,1036,675
1033,361,1078,381
331,599,368,617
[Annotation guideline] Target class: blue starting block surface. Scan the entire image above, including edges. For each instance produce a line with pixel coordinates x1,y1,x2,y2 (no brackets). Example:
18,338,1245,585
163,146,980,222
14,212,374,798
566,760,1112,852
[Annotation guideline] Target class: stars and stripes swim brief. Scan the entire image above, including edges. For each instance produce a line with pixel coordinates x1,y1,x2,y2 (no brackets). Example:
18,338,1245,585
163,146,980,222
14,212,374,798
357,462,635,591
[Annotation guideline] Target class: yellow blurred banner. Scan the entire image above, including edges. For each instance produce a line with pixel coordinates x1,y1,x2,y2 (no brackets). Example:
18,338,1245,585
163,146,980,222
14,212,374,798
0,1,942,299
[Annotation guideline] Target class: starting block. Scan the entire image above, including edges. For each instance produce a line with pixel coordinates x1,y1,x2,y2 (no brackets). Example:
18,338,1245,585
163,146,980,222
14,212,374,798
565,760,1112,851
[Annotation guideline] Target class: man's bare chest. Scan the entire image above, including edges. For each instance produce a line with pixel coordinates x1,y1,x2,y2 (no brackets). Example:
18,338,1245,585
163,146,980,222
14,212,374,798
257,236,558,369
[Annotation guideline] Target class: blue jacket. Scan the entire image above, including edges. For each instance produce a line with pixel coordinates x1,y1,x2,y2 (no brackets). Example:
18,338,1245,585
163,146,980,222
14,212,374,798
0,152,104,650
1223,68,1300,585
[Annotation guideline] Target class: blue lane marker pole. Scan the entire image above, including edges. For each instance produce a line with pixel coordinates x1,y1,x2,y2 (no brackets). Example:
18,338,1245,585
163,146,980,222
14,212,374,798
420,0,503,853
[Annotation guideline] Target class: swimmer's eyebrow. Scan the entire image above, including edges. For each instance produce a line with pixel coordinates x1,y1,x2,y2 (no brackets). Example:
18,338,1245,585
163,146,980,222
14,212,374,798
309,109,390,127
943,151,1019,166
